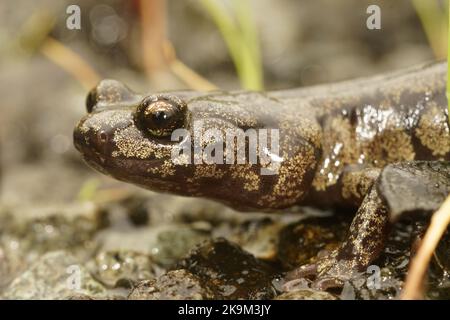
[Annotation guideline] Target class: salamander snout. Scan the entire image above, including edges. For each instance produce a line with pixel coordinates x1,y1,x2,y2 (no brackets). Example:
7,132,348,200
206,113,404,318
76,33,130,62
73,116,115,163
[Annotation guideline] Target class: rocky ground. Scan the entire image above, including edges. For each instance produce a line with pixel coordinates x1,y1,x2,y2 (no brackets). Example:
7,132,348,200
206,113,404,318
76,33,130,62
1,189,448,299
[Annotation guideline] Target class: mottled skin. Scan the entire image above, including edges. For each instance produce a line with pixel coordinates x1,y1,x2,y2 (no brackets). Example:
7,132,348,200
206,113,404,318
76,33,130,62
74,62,450,288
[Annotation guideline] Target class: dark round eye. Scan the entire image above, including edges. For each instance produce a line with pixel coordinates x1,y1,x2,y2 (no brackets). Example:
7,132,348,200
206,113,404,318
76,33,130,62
135,95,187,137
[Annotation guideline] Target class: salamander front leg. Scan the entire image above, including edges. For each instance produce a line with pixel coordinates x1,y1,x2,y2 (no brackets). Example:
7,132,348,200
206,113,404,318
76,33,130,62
285,185,389,290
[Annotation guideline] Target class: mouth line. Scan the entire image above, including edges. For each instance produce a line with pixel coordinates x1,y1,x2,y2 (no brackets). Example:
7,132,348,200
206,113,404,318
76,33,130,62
75,141,111,175
77,142,168,175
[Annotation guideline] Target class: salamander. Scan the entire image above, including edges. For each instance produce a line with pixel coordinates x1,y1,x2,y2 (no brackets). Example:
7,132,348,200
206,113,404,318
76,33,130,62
73,61,450,289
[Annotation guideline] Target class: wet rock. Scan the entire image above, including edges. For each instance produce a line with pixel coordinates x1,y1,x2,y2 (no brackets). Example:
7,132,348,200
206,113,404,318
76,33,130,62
119,196,150,226
427,275,450,300
68,293,127,300
276,289,337,300
152,225,211,267
97,227,157,254
2,251,107,299
277,216,349,268
88,250,161,288
128,269,215,300
428,227,450,299
133,192,234,226
0,202,106,253
375,219,417,278
0,235,31,290
222,216,289,260
379,161,450,221
0,202,106,292
98,224,210,268
373,213,450,300
338,268,403,300
178,238,277,299
0,246,10,289
435,228,450,274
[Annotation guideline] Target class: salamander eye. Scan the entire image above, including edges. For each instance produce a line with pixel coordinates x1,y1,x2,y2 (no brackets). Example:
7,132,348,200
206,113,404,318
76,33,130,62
135,95,187,137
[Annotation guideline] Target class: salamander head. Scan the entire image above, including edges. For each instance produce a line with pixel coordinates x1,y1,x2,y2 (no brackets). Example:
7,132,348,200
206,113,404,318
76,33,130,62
74,80,321,210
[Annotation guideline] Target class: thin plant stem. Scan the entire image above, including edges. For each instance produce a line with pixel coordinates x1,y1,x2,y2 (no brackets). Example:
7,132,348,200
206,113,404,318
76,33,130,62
412,0,448,59
200,0,264,90
401,194,450,299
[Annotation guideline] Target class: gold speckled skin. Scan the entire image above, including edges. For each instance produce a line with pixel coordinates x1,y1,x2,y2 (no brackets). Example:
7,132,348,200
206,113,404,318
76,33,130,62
74,62,449,211
75,83,323,211
74,62,450,283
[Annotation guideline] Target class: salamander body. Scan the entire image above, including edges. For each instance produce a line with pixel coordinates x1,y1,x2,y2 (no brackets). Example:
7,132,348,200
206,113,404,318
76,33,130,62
74,62,450,288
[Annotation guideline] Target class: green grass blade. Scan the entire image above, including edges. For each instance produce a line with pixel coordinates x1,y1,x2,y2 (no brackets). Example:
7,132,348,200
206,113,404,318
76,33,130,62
412,0,448,59
200,0,263,90
76,178,100,202
233,0,263,90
